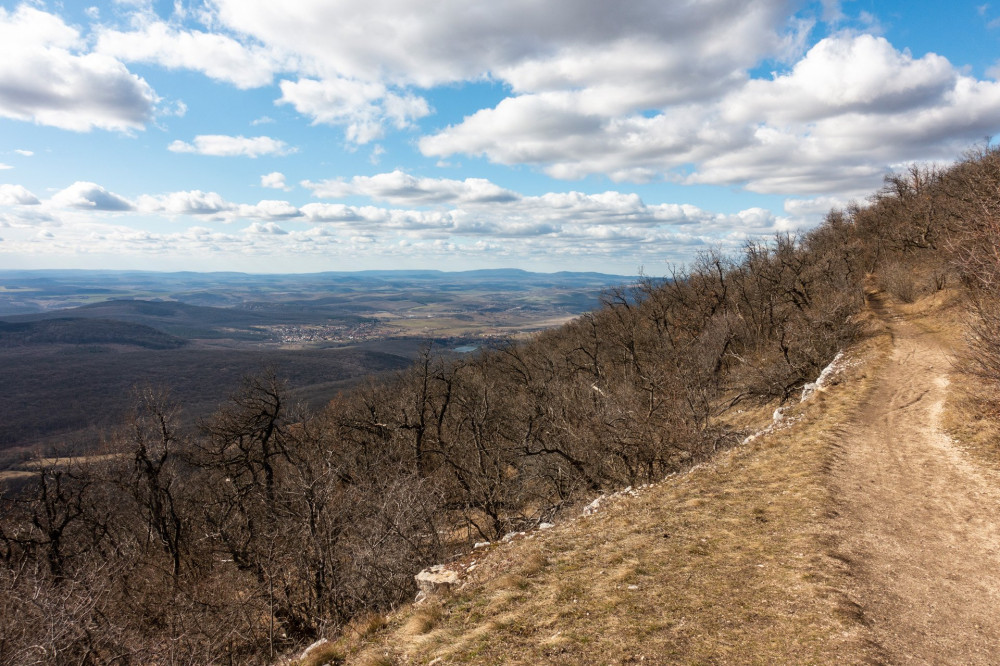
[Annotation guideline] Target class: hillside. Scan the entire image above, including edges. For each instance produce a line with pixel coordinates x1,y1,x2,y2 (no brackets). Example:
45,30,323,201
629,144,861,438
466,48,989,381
6,148,1000,664
0,318,187,349
324,287,999,665
0,346,412,452
0,271,629,458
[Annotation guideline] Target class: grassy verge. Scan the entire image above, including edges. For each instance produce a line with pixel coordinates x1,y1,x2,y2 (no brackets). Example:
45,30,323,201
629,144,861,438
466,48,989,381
306,308,893,665
922,290,1000,473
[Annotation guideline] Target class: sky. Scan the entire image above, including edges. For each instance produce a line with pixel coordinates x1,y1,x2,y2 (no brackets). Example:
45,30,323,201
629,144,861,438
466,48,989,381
1,0,999,275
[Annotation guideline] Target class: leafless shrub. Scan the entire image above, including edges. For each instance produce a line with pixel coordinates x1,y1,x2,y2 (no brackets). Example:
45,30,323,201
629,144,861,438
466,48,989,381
879,261,920,303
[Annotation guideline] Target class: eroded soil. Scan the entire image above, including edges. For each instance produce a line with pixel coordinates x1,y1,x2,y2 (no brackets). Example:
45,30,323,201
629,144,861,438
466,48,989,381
831,297,1000,664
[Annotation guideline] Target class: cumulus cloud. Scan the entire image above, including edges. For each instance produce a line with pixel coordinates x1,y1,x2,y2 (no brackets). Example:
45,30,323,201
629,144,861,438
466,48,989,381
52,182,134,211
278,77,429,143
34,0,992,195
207,0,790,144
261,172,289,190
784,195,856,218
293,172,780,247
304,171,519,205
423,34,1000,194
168,135,296,157
245,221,289,235
0,184,41,205
2,180,755,271
689,35,1000,193
137,190,235,216
96,18,284,89
14,149,32,157
0,5,156,132
238,200,301,220
211,0,790,89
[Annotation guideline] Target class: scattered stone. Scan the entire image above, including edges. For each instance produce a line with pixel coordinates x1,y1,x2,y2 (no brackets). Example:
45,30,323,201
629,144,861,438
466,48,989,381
583,496,604,516
473,541,491,549
415,564,460,601
801,350,845,402
538,522,555,530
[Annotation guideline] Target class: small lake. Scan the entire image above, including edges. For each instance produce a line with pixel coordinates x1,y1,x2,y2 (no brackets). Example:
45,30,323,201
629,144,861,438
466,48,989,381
453,344,480,353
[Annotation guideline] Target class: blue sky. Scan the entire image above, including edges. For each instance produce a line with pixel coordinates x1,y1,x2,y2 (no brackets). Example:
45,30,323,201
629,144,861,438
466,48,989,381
1,0,999,275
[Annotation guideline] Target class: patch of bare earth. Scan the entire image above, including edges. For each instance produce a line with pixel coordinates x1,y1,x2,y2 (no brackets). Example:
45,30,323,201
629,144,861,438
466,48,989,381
331,315,894,665
830,291,1000,664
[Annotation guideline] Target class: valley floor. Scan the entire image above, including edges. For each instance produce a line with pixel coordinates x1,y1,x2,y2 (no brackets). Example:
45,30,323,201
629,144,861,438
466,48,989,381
318,290,1000,665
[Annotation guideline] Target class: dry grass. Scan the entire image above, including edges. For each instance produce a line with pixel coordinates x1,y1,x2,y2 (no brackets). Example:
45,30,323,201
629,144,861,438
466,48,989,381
331,311,894,665
943,379,1000,472
0,470,34,484
17,453,127,470
927,292,1000,473
294,642,346,666
887,286,1000,472
402,605,444,636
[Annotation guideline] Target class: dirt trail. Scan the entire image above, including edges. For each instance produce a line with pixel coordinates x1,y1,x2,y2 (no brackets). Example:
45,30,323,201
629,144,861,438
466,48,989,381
832,297,1000,664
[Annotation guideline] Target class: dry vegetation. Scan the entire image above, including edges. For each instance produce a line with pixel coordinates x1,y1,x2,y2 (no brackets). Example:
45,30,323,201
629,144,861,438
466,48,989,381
6,145,1000,663
339,322,892,665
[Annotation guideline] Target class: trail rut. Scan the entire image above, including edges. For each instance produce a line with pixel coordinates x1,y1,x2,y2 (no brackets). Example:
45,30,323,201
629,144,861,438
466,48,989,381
833,299,1000,664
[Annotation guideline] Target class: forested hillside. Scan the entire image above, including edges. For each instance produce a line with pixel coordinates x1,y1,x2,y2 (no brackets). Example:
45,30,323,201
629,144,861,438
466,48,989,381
4,146,1000,663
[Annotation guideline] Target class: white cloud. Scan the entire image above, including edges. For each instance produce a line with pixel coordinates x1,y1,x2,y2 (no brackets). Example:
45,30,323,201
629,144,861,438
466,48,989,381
0,5,156,132
18,0,988,201
0,164,10,171
14,149,33,157
245,221,289,235
278,77,429,144
690,36,1000,193
238,200,301,220
299,203,366,223
724,35,956,125
137,190,235,215
96,18,284,89
2,183,747,270
784,195,855,218
261,171,289,190
293,172,781,247
304,170,519,205
52,182,134,211
0,184,41,205
423,34,1000,195
207,0,790,144
211,0,790,88
168,135,296,157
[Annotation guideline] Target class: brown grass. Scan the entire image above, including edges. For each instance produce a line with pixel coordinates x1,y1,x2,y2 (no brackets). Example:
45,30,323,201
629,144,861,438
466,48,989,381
886,286,1000,473
331,309,894,665
0,470,34,484
402,605,443,636
294,642,346,666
